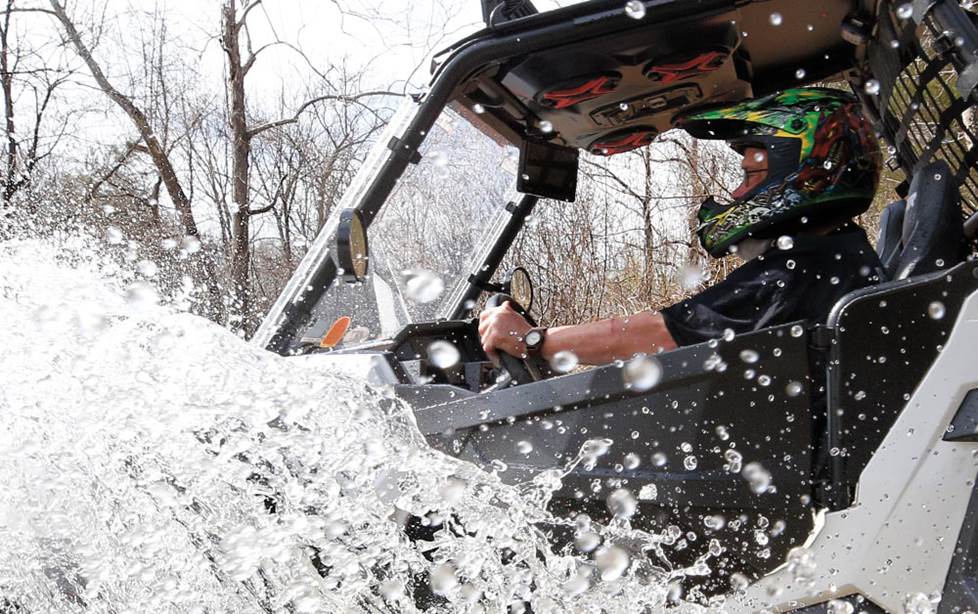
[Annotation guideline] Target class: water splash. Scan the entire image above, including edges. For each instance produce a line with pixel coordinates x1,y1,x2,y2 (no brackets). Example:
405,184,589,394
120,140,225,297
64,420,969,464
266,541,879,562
0,237,705,613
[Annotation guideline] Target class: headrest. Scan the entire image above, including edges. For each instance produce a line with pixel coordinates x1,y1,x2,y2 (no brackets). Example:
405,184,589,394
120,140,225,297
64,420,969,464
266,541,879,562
876,199,906,280
895,160,964,280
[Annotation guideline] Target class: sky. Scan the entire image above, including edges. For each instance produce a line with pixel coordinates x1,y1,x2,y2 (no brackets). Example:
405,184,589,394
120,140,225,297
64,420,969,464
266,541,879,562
15,0,584,155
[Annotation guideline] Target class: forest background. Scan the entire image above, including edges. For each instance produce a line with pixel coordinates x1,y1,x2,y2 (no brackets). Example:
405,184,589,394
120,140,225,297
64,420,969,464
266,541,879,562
0,0,901,336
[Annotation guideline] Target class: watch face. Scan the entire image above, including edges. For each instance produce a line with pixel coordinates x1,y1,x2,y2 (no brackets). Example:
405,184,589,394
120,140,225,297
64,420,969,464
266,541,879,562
526,330,542,346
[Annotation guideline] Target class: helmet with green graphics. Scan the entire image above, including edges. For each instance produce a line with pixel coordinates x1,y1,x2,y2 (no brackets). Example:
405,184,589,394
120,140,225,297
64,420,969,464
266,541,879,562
677,87,880,258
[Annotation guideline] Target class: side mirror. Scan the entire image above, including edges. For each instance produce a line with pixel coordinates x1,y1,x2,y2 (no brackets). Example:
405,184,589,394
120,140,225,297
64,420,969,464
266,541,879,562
336,208,369,282
503,266,534,312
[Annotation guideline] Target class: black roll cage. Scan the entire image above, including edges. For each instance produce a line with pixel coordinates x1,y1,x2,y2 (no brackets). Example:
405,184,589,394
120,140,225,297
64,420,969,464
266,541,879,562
263,0,739,354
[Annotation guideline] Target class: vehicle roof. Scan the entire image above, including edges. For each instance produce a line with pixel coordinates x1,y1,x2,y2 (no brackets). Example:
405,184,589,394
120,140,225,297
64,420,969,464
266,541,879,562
435,0,866,154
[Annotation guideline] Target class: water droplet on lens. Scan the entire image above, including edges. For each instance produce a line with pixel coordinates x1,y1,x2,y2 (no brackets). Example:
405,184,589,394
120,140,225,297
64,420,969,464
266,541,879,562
790,324,805,337
777,235,794,250
105,225,124,245
427,340,460,369
430,564,458,596
539,120,554,133
550,350,579,373
430,150,449,168
928,301,946,319
472,103,485,114
739,349,759,364
704,515,726,530
742,461,772,494
730,572,750,591
769,12,783,26
827,599,855,614
757,374,771,386
606,488,637,518
403,269,444,303
516,440,533,454
785,381,803,397
628,486,654,506
681,263,705,290
126,282,159,310
180,235,202,254
902,591,936,614
595,545,630,581
897,3,913,19
623,452,641,469
864,79,881,95
795,68,806,79
651,451,667,467
623,355,662,391
683,455,698,470
136,260,158,277
624,0,646,19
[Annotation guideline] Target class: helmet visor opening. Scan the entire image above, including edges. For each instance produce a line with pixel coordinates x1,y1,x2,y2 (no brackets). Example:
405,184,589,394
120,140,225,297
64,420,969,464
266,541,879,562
729,146,769,201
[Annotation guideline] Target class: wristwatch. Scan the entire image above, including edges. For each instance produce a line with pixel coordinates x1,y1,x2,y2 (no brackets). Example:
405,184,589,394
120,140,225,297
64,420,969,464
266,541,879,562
524,327,547,357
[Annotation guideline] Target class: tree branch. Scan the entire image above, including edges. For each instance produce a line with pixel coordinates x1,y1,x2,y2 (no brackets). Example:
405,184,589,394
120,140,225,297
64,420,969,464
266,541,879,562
236,0,262,29
246,90,400,138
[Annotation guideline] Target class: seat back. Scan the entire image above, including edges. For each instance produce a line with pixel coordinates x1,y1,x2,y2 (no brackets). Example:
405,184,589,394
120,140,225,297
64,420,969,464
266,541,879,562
825,260,978,507
875,199,905,279
893,160,964,279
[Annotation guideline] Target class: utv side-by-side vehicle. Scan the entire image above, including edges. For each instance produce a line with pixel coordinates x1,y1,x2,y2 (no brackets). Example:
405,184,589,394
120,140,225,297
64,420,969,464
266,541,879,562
255,0,978,610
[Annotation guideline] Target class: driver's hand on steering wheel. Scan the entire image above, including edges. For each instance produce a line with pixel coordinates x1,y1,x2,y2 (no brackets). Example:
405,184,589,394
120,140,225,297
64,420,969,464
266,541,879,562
478,300,533,362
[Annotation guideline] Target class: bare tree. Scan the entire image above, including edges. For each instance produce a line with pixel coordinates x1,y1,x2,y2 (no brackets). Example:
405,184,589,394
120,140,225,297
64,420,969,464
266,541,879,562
0,1,75,212
49,0,200,238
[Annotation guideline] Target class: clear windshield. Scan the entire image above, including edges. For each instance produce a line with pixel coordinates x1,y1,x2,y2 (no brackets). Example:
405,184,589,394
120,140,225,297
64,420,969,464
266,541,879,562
290,101,520,347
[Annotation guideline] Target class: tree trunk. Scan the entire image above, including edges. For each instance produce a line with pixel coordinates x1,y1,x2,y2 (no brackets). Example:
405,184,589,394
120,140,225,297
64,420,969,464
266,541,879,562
223,0,252,322
49,0,199,237
50,0,226,321
1,0,15,205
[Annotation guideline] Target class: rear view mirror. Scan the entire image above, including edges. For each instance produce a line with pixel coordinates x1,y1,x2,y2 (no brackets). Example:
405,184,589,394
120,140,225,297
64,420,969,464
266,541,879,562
336,208,369,282
517,140,578,202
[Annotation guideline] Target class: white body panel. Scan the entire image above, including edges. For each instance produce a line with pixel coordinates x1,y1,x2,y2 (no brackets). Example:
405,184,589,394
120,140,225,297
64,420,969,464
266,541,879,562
735,287,978,612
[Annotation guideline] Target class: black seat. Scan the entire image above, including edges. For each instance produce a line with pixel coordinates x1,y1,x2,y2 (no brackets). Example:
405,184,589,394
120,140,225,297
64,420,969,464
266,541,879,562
875,198,905,279
885,160,965,280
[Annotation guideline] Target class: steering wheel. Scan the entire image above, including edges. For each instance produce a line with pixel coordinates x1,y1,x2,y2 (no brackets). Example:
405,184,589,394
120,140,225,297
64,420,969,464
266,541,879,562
483,293,548,386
